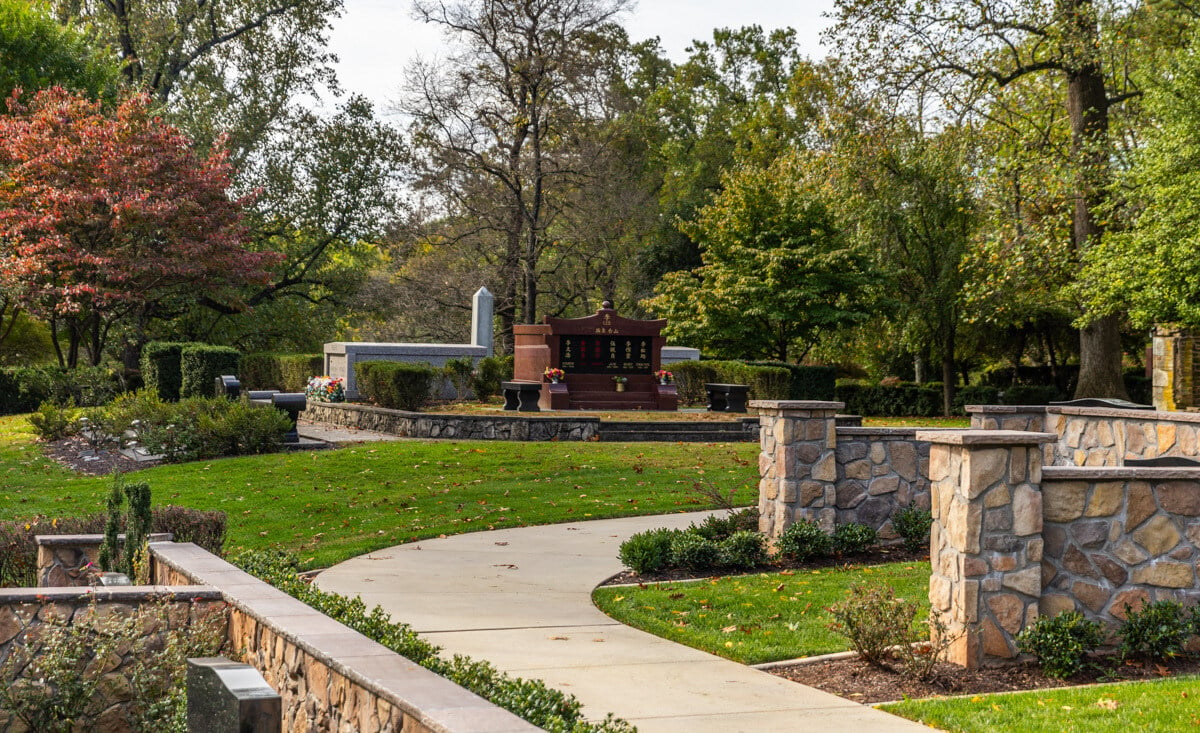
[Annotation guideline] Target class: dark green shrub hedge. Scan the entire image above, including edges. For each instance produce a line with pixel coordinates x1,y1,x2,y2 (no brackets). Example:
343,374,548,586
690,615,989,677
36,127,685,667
1116,600,1200,661
952,385,1001,414
278,353,324,392
180,345,240,398
356,361,436,411
832,522,878,554
618,528,681,574
669,360,790,406
238,352,284,390
1000,384,1063,405
835,380,942,417
141,342,192,401
470,355,514,400
747,362,837,400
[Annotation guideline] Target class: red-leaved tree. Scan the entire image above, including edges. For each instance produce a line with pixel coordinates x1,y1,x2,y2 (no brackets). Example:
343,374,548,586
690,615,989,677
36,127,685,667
0,87,279,367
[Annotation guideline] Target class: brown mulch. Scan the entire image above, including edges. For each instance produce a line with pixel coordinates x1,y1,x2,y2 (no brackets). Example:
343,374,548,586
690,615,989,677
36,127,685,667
771,654,1200,705
41,435,159,476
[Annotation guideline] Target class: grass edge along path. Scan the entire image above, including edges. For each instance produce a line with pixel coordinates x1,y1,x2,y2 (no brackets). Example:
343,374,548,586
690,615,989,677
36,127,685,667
0,414,759,569
880,674,1200,732
592,561,931,665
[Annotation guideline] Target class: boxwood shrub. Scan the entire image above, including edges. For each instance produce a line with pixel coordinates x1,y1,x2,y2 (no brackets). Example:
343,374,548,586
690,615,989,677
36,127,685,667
356,361,437,411
141,342,193,401
747,362,836,400
669,360,791,406
180,345,241,398
278,353,324,392
238,352,285,390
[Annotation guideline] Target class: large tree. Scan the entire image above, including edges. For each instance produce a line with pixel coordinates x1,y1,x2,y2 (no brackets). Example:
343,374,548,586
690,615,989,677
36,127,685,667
402,0,631,346
828,0,1154,398
643,153,874,362
0,89,276,367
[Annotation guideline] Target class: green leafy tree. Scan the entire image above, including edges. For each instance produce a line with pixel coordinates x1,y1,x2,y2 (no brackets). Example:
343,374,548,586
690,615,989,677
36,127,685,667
0,0,118,101
643,154,874,361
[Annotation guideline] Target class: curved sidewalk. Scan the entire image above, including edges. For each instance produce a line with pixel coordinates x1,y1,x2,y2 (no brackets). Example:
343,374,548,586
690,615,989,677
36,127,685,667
314,512,929,732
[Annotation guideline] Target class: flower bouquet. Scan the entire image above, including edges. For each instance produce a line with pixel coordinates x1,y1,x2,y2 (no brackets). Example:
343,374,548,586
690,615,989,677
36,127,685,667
544,367,565,383
654,369,673,384
305,375,345,403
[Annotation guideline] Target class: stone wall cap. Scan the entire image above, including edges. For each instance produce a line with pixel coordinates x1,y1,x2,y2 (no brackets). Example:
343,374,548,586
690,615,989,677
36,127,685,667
837,426,965,438
748,400,845,411
965,405,1050,414
916,430,1057,445
1043,466,1200,480
36,532,172,545
1047,405,1200,423
0,585,219,603
303,401,601,425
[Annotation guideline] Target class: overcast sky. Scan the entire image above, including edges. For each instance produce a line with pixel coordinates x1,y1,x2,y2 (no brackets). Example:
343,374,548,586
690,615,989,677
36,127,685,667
328,0,840,112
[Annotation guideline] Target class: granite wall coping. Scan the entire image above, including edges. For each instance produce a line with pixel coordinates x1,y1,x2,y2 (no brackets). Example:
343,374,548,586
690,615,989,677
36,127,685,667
836,427,962,438
749,400,846,411
307,401,601,427
0,585,220,603
915,430,1058,446
1042,466,1200,480
150,542,539,733
36,532,172,546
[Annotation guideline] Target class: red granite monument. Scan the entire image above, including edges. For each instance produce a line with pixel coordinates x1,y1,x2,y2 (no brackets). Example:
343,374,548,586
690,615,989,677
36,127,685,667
513,302,678,411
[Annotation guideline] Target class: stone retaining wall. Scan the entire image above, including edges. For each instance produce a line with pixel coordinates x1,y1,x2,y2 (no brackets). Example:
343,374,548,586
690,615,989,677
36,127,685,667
1040,467,1200,626
151,542,539,733
36,533,172,587
835,428,931,537
305,401,600,441
969,404,1200,467
0,585,226,732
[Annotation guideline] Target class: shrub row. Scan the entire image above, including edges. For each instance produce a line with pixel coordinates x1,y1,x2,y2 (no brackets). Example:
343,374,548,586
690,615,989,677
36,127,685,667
236,352,324,392
0,365,125,415
232,550,633,733
142,342,241,400
776,519,879,561
669,360,791,406
746,362,837,400
356,361,438,411
0,506,227,588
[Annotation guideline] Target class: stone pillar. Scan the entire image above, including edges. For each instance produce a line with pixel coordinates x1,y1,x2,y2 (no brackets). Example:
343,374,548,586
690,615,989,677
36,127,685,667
916,430,1056,669
471,286,495,356
752,400,843,539
1153,325,1199,411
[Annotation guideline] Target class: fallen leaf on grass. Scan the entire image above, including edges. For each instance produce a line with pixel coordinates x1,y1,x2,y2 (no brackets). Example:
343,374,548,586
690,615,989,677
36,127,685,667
721,625,737,633
1095,698,1119,710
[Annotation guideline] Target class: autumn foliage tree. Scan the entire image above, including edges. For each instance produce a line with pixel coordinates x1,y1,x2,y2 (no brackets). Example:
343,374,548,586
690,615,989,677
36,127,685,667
0,88,277,367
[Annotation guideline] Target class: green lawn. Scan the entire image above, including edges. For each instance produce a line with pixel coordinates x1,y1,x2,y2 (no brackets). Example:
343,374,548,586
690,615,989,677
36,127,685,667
861,416,970,428
592,561,931,664
882,675,1200,732
0,414,759,568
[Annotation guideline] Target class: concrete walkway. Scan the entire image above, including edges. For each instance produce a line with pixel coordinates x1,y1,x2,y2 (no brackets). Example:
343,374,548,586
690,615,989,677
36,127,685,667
314,512,929,732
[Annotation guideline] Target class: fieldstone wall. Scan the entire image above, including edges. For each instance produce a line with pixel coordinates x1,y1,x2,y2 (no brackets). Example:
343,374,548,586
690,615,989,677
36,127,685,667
305,401,600,441
151,542,540,733
1152,326,1200,411
835,428,931,538
0,585,226,733
36,533,172,587
1040,467,1200,626
970,404,1200,468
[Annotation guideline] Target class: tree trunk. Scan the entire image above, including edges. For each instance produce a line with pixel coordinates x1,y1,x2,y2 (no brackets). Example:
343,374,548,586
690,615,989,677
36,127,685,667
1064,0,1127,399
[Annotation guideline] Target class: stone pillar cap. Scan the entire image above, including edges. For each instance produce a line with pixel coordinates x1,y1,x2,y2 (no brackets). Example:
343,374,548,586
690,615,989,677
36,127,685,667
916,429,1056,446
748,400,845,411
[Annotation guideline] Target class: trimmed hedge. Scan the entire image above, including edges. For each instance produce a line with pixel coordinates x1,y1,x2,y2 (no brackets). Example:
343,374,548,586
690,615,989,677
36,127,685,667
238,352,284,390
278,353,324,392
180,345,241,398
747,362,837,400
0,365,124,414
835,380,942,417
669,360,790,406
141,342,192,401
356,361,437,411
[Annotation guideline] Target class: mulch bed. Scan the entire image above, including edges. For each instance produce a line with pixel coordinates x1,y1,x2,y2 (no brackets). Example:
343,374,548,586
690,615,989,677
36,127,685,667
41,436,159,476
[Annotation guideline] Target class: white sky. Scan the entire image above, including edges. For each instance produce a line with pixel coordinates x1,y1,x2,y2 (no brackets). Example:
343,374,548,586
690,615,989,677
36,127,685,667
328,0,840,112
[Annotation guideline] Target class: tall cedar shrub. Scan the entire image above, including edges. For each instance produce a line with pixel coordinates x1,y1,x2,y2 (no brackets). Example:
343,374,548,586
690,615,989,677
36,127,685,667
97,478,123,572
141,341,192,401
278,354,324,392
356,361,436,411
123,480,152,580
180,344,240,398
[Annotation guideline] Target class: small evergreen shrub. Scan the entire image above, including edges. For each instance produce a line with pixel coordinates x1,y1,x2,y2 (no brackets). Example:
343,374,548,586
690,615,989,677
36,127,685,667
832,522,878,554
892,505,933,554
1117,600,1200,661
470,355,511,400
668,360,791,405
356,361,436,411
193,399,290,458
277,353,324,392
718,531,768,570
777,519,833,561
835,380,943,417
618,528,681,574
444,357,475,400
180,344,240,398
827,581,920,668
669,531,721,571
27,400,80,441
141,341,192,401
690,508,758,542
1016,611,1103,678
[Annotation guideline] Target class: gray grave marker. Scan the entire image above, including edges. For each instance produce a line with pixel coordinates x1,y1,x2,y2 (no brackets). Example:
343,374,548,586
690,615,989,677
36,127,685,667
187,657,282,733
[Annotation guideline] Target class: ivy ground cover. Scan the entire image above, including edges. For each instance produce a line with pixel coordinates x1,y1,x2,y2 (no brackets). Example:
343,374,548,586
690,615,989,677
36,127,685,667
0,414,758,568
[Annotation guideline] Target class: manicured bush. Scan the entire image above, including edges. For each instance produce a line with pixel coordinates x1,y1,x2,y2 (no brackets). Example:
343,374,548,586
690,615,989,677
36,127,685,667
356,361,437,411
718,531,768,570
669,531,721,571
238,352,284,390
1117,600,1200,661
827,581,920,668
141,341,192,401
277,353,324,392
835,380,943,417
747,362,837,400
231,550,633,733
0,365,125,414
193,399,291,458
1125,371,1152,405
180,344,240,398
1000,384,1062,405
832,522,878,554
891,505,933,553
668,360,790,406
690,508,759,542
1016,611,1103,678
777,519,833,561
952,385,1001,414
470,355,512,400
618,528,681,574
